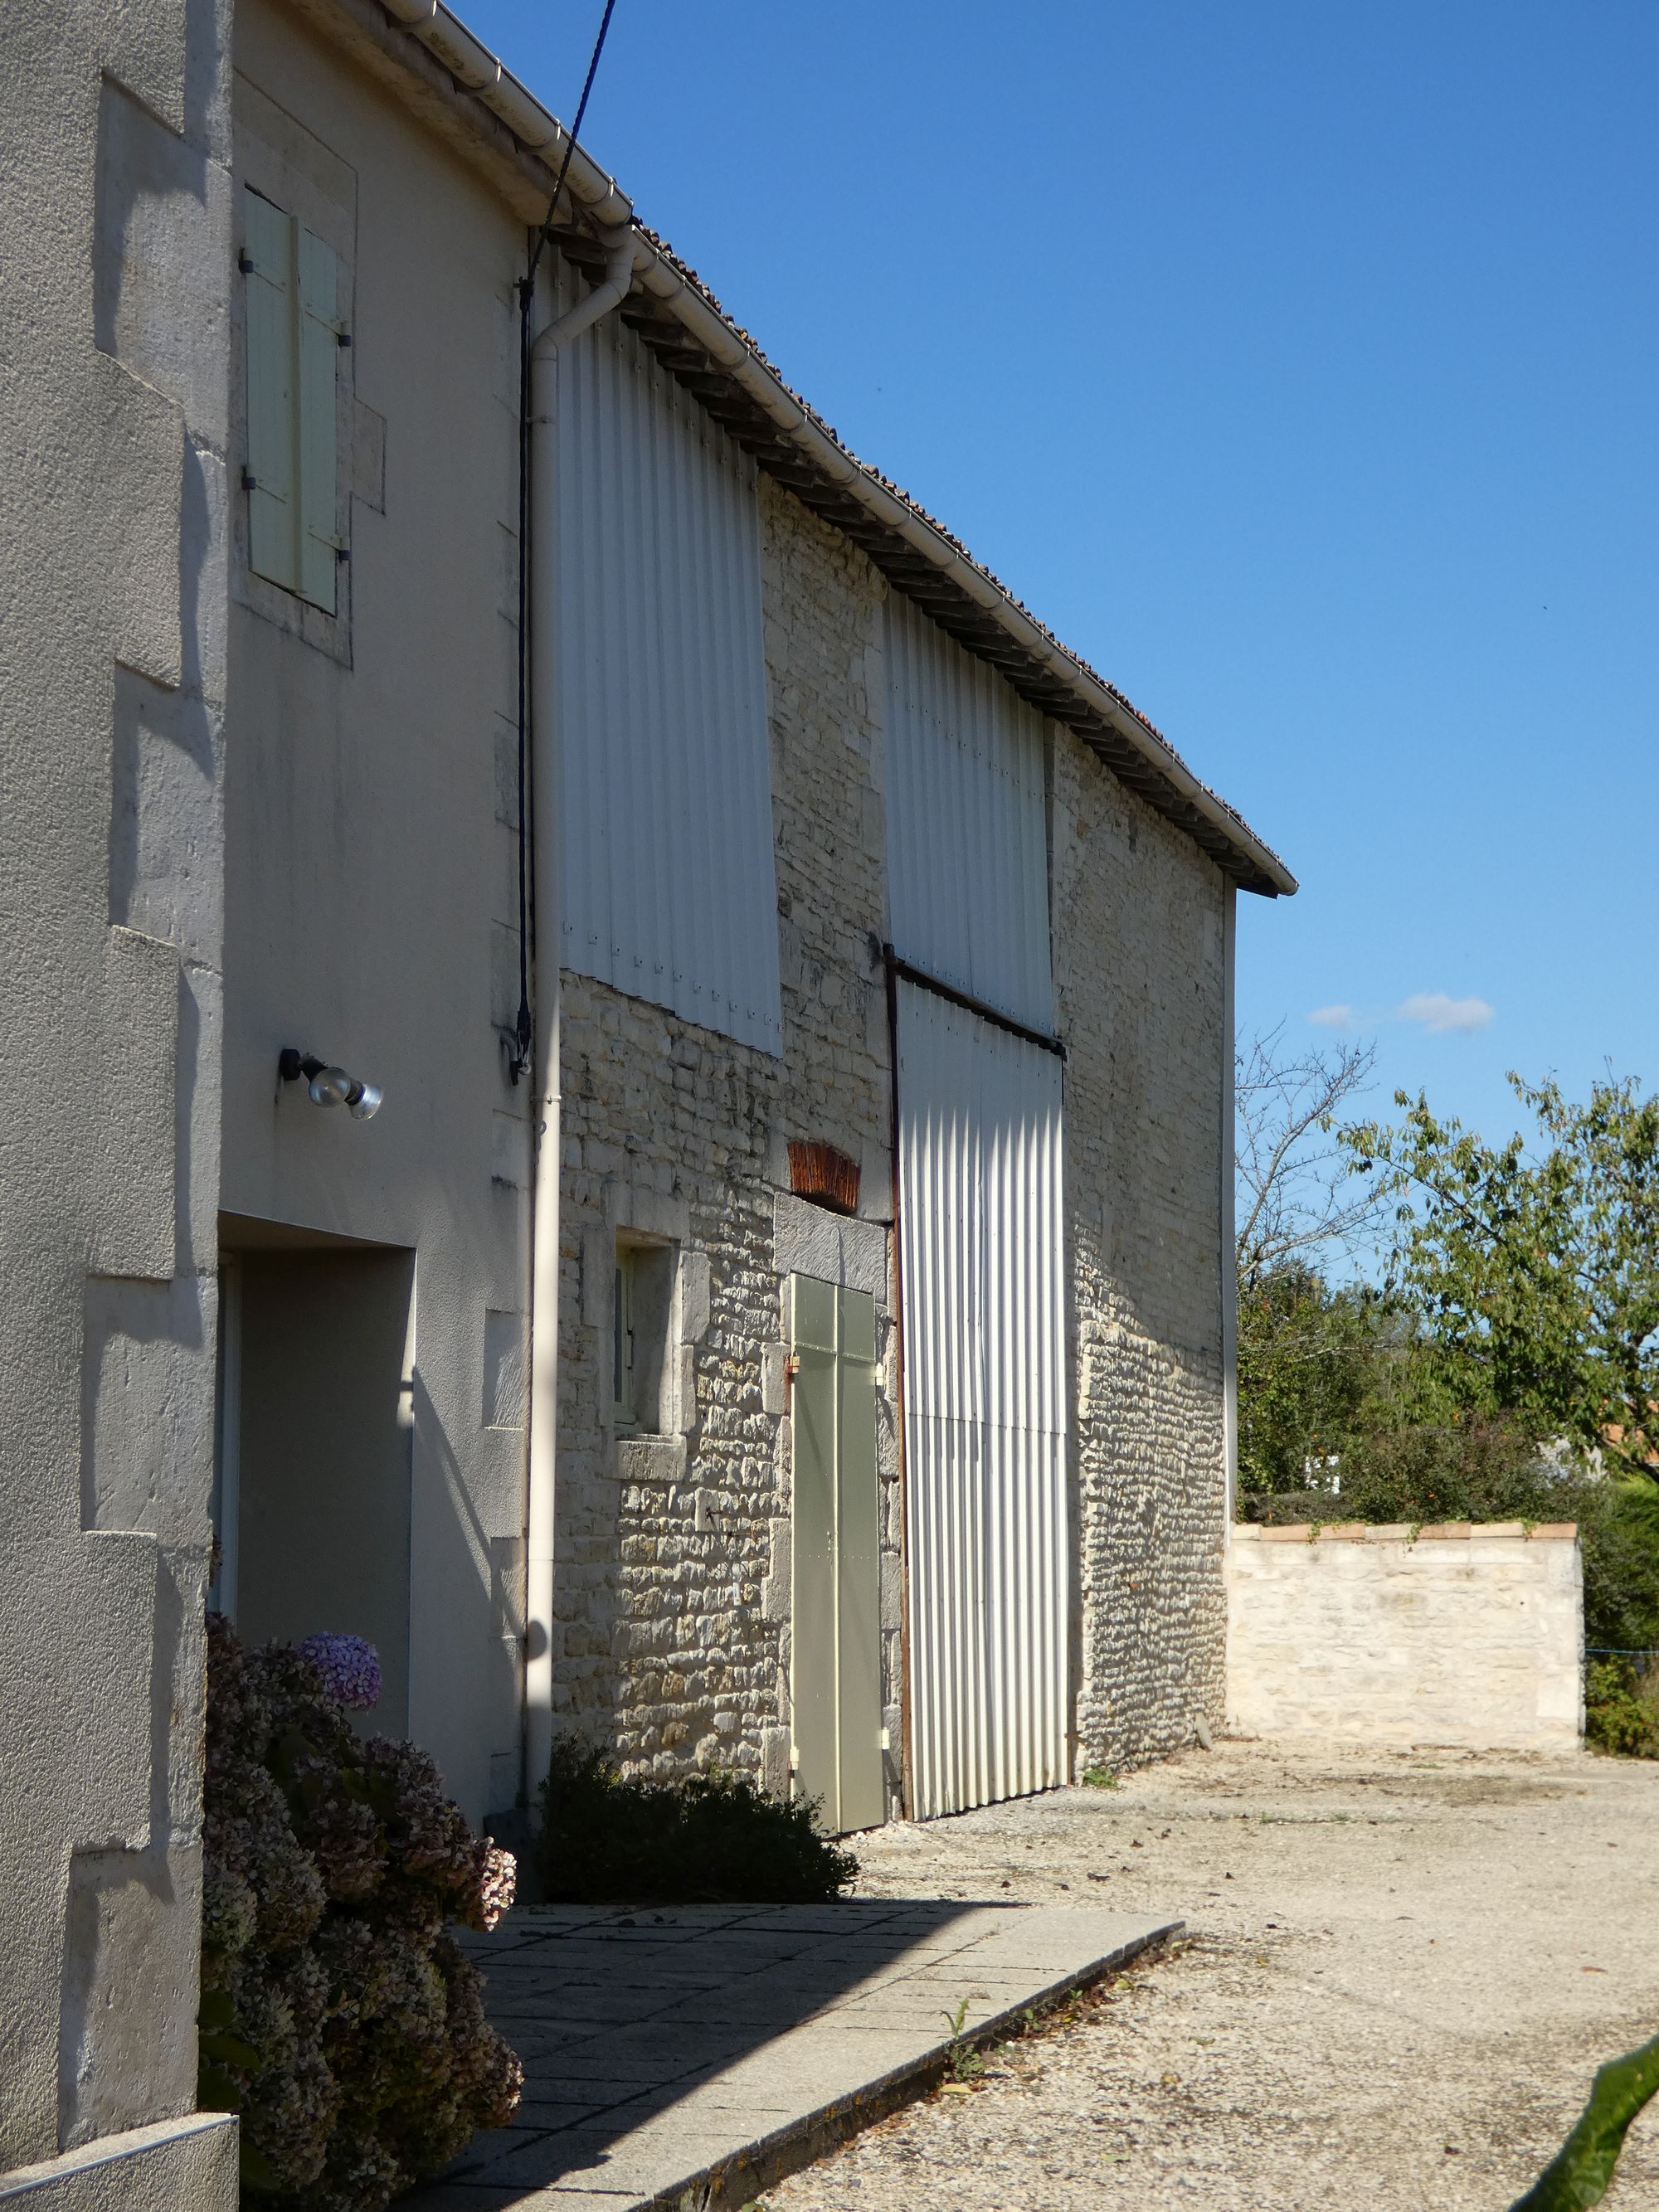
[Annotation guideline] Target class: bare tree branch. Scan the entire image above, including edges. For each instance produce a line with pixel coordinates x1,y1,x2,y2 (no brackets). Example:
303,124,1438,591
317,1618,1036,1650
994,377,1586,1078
1236,1024,1387,1288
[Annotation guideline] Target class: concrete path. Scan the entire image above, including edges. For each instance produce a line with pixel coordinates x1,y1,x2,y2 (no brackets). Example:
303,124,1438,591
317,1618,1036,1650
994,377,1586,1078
404,1899,1175,2210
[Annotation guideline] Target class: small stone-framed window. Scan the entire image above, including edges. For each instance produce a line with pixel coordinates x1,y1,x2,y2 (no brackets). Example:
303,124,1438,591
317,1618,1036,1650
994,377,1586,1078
613,1238,675,1434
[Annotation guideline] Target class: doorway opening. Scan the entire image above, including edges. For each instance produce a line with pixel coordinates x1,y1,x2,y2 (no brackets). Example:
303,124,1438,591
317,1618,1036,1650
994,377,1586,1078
213,1215,416,1734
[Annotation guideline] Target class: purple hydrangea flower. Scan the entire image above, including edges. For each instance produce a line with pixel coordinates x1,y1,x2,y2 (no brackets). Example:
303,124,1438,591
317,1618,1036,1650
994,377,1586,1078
297,1632,382,1712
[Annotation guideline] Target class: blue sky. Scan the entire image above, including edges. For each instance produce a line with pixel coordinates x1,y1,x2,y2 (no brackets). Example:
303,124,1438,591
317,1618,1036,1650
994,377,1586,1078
464,0,1657,1154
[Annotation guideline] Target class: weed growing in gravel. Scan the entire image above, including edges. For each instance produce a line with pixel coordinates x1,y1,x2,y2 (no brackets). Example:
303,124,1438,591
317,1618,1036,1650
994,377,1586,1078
1081,1766,1121,1789
940,1996,985,2085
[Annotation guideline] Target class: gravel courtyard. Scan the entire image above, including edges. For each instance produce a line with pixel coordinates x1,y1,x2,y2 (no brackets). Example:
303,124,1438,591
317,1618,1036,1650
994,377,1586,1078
763,1739,1659,2211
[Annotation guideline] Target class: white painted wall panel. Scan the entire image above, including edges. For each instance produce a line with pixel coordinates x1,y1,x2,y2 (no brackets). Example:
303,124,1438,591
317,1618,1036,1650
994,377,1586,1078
885,592,1053,1034
557,298,781,1053
897,980,1068,1817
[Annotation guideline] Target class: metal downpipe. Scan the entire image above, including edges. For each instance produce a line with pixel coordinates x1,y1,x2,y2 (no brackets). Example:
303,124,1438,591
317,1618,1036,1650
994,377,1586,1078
523,231,639,1802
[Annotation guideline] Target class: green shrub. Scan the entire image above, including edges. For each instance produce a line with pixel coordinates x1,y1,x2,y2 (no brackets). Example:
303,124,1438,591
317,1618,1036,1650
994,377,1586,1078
537,1739,858,1903
1243,1488,1345,1528
1579,1486,1659,1655
1335,1415,1563,1525
1585,1658,1659,1760
201,1616,522,2209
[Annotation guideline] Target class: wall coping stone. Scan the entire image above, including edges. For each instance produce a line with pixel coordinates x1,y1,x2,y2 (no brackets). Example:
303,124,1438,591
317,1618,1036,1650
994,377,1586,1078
1233,1519,1577,1545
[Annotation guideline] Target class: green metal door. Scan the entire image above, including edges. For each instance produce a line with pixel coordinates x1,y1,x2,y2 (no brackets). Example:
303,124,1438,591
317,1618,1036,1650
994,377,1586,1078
790,1274,883,1833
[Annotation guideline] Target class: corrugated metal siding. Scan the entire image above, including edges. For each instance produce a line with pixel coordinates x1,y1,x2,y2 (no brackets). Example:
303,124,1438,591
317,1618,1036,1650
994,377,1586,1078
896,980,1068,1818
557,294,781,1053
885,591,1053,1034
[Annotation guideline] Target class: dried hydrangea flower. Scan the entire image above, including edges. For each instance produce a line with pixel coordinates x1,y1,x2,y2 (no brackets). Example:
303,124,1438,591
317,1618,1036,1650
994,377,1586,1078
476,1844,517,1933
296,1632,382,1713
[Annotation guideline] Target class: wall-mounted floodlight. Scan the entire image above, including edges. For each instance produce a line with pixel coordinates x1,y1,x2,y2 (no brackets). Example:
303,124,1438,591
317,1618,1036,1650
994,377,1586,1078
278,1047,383,1121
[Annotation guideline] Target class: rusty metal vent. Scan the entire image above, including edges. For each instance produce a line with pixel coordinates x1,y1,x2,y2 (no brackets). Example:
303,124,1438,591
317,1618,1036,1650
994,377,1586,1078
788,1140,860,1218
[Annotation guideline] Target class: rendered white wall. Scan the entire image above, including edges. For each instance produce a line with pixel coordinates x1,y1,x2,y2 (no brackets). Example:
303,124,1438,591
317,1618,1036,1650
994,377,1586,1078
1227,1523,1584,1751
222,0,533,1825
0,0,236,2193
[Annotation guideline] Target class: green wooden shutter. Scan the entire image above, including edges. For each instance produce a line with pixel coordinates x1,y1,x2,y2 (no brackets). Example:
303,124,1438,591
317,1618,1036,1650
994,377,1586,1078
790,1275,883,1834
242,189,339,613
296,226,340,614
243,188,298,594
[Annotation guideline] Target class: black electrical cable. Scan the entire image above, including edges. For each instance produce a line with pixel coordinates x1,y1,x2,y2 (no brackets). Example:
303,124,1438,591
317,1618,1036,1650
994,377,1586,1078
509,0,621,1083
528,0,619,289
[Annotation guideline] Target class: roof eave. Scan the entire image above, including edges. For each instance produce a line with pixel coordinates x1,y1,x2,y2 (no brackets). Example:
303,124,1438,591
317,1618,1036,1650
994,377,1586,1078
295,0,1297,899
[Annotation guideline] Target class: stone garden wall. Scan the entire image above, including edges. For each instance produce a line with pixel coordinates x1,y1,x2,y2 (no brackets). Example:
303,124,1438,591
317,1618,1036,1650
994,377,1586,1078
1227,1522,1584,1750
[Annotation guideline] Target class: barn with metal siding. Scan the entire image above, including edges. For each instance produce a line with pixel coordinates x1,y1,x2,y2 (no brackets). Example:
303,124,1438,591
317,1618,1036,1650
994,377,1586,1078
205,0,1295,1852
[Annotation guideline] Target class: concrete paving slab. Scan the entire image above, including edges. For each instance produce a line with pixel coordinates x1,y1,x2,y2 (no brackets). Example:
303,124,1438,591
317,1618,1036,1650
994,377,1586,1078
401,1900,1175,2211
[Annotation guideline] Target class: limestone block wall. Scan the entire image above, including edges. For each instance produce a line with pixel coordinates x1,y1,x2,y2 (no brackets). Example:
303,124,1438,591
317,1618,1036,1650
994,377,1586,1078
1227,1523,1584,1749
551,480,902,1807
1051,730,1231,1773
0,0,235,2195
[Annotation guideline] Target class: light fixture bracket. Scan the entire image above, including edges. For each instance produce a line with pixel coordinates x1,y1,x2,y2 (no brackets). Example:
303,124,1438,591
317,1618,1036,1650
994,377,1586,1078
278,1046,383,1121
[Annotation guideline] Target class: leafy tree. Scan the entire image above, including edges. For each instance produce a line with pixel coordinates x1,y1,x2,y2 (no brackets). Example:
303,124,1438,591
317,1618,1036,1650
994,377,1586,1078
1236,1263,1385,1496
1231,1054,1659,1660
1344,1072,1659,1495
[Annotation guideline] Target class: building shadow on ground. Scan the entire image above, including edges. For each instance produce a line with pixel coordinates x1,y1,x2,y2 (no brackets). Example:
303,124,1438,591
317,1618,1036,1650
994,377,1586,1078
408,1897,995,2203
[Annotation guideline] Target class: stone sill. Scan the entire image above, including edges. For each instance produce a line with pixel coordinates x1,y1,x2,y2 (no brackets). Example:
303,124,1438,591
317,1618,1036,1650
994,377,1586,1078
612,1435,687,1485
1233,1519,1578,1545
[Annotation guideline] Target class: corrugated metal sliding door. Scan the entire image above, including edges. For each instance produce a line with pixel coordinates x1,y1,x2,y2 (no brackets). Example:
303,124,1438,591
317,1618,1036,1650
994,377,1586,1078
897,980,1068,1818
791,1275,883,1835
884,591,1053,1034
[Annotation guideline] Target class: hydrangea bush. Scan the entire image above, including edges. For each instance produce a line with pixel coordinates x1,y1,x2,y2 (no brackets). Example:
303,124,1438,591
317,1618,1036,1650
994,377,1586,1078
200,1615,523,2209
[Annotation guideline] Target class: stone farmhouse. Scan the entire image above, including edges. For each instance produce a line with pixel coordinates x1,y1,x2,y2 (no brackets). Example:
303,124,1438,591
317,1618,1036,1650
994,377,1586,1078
0,0,1291,2198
